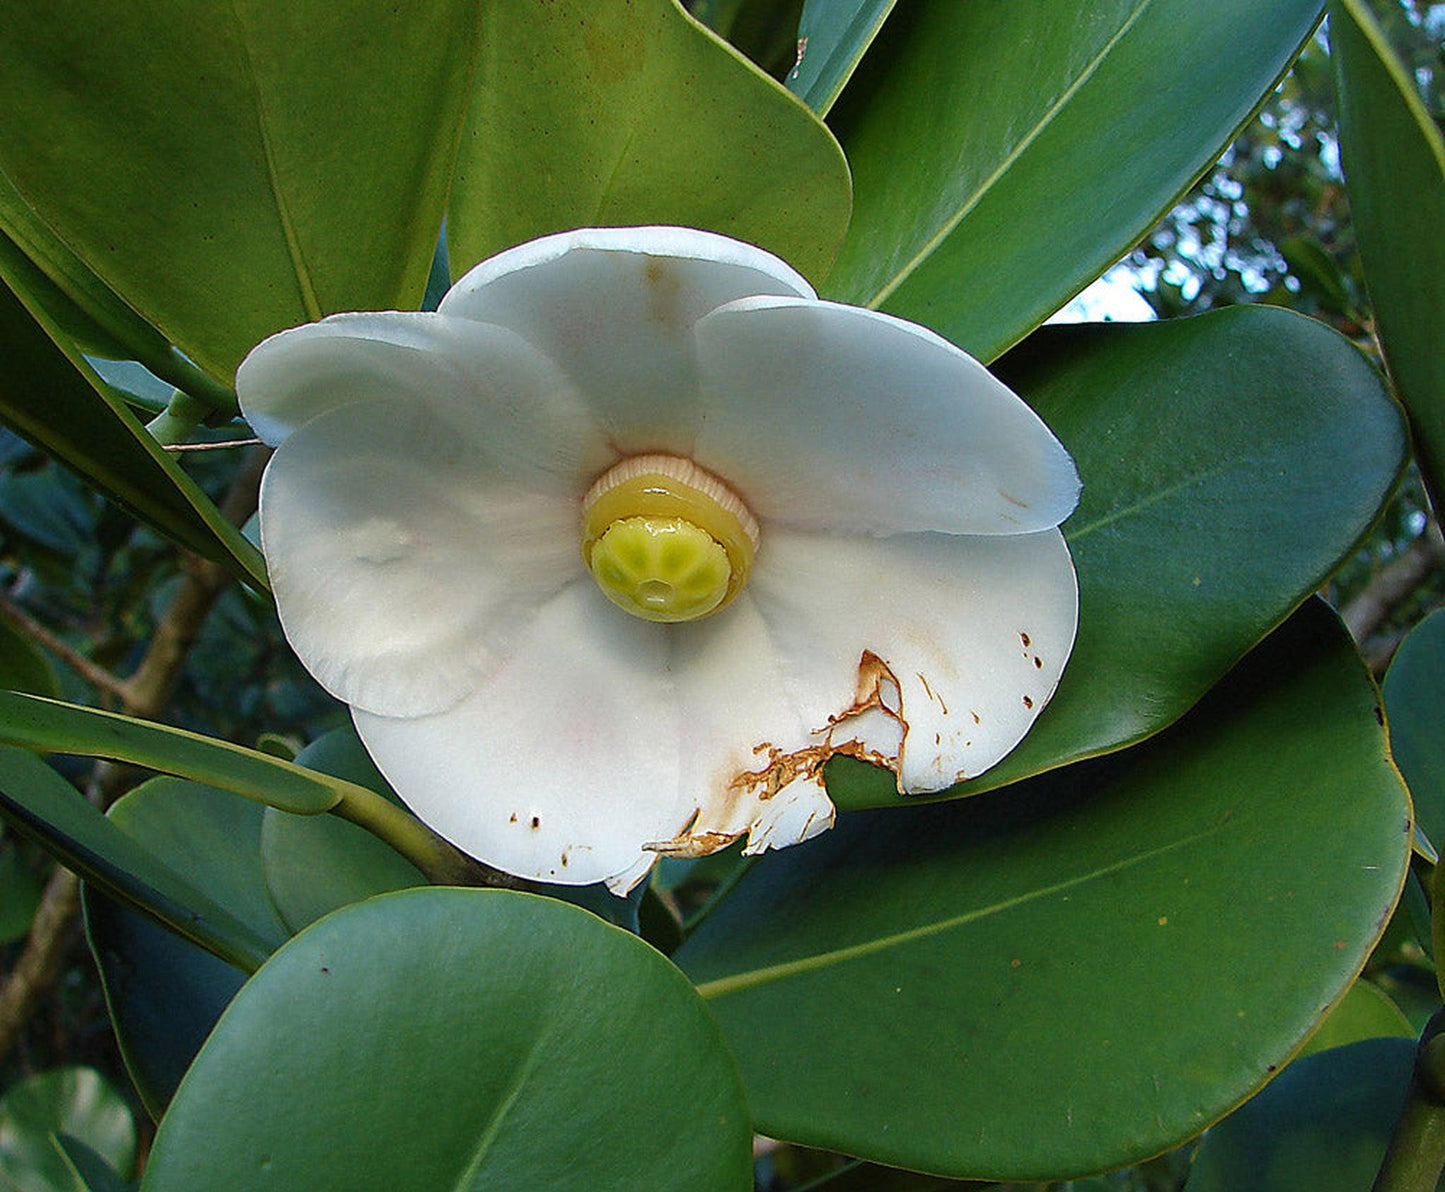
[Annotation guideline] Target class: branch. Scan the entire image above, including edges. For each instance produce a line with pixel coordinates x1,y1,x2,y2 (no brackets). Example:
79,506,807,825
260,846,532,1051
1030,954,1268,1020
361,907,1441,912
0,865,80,1061
0,593,131,700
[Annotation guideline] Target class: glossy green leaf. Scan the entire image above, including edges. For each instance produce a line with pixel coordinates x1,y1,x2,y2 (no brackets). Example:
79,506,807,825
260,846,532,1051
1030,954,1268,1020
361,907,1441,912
830,306,1406,809
1297,979,1414,1059
0,746,273,971
141,889,752,1192
0,0,484,383
786,0,895,114
678,602,1410,1179
0,277,267,588
448,0,851,285
0,1068,136,1192
86,778,283,1119
0,691,350,816
1331,0,1445,514
0,836,43,943
1386,608,1445,852
1183,1038,1423,1192
0,617,59,700
0,172,228,408
823,0,1322,360
260,730,423,934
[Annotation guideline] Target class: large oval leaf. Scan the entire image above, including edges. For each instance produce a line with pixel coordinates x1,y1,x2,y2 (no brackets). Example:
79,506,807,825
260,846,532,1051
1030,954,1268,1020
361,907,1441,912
823,0,1323,360
829,306,1406,809
1331,0,1445,514
676,601,1410,1179
447,0,851,284
0,0,484,381
141,888,752,1192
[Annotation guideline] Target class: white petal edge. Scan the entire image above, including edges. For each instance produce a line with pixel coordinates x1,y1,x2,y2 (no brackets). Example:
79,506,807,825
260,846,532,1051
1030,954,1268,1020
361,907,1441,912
438,227,818,457
351,581,687,891
692,296,1081,536
237,313,605,490
747,527,1079,792
260,399,583,718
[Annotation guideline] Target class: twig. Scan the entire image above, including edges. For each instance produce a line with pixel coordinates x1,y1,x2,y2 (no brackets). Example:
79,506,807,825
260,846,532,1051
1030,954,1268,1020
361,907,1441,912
161,438,262,453
0,592,131,700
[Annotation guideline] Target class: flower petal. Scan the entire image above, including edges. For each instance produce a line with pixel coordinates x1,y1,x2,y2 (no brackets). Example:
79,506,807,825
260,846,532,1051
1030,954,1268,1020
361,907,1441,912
749,527,1079,792
692,297,1081,535
352,581,686,890
439,227,817,456
261,399,583,718
649,595,836,859
238,312,603,483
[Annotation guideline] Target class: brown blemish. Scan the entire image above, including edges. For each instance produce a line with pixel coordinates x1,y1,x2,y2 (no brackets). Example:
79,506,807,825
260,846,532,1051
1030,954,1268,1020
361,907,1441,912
999,490,1029,509
646,822,743,858
530,816,541,830
971,710,980,724
509,813,518,823
642,256,684,331
1020,632,1031,648
1023,695,1034,709
1033,656,1043,669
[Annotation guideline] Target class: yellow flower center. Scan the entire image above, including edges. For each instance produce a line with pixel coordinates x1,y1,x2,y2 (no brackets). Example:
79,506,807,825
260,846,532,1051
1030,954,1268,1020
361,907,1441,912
581,454,759,623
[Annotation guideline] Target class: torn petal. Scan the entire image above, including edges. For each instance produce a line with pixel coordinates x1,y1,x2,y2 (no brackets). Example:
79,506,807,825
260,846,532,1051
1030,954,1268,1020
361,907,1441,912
739,773,836,856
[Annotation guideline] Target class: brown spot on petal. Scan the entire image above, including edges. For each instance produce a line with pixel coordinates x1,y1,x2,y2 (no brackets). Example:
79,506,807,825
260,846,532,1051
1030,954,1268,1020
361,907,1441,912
1023,695,1034,709
530,816,541,829
971,710,981,724
645,823,744,858
1033,656,1043,669
1020,632,1031,648
509,813,517,823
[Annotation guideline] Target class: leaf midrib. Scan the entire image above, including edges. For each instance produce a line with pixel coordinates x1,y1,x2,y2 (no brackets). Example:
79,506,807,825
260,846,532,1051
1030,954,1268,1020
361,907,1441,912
864,0,1158,310
694,817,1226,1000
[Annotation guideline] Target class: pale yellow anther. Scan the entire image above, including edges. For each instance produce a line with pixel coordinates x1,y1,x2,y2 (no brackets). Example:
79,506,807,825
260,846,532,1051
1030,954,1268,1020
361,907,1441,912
582,455,758,623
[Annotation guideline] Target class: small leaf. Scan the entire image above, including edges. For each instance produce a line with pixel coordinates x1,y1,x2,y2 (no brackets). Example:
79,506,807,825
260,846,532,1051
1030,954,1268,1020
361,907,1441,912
823,0,1324,360
0,617,59,700
678,602,1410,1178
52,1136,134,1192
786,0,896,115
140,889,753,1192
0,1067,136,1192
0,746,273,971
448,0,851,285
1183,1038,1416,1192
1331,0,1445,514
1385,607,1445,852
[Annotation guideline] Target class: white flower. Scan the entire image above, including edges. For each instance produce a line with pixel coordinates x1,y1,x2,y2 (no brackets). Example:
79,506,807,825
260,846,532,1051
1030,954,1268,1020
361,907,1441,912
237,227,1080,894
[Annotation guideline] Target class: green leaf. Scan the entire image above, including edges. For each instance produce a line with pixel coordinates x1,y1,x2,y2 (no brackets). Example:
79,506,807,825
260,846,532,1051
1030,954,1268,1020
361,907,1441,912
51,1136,134,1192
677,601,1410,1179
448,0,851,286
0,837,43,943
259,730,424,934
0,1068,136,1192
822,0,1323,360
0,0,484,382
0,618,59,700
786,0,896,115
1331,0,1445,514
830,306,1406,809
1297,979,1414,1059
86,777,285,1119
0,691,349,816
0,747,273,971
140,889,753,1192
1183,1038,1421,1192
1385,608,1445,851
0,278,267,588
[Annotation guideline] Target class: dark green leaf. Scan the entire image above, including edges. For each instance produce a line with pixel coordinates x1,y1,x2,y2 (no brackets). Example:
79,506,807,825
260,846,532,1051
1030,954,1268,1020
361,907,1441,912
141,889,752,1192
0,837,43,943
1183,1038,1425,1192
0,618,59,700
1331,0,1445,514
51,1136,134,1192
1385,608,1445,852
786,0,895,115
677,602,1410,1178
0,278,266,588
1297,979,1414,1058
0,1068,136,1192
823,0,1323,360
830,307,1406,809
448,0,851,285
0,0,485,381
0,692,348,816
0,746,272,971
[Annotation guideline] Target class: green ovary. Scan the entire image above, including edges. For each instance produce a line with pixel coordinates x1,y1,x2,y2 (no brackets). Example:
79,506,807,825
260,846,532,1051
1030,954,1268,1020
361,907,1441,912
589,516,733,622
